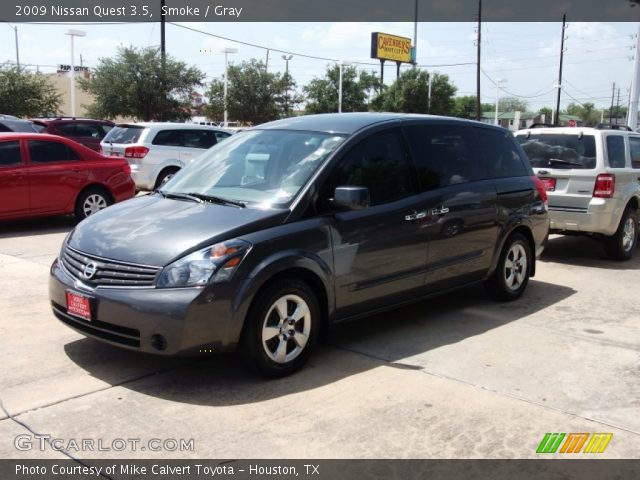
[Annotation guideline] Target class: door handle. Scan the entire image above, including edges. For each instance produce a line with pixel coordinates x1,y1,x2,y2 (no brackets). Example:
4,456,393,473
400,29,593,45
405,211,428,222
432,206,450,215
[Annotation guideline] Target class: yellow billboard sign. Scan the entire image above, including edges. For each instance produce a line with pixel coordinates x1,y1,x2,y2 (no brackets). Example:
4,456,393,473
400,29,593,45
370,32,412,63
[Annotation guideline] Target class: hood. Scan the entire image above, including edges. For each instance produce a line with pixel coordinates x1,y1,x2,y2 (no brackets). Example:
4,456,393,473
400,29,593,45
67,194,288,266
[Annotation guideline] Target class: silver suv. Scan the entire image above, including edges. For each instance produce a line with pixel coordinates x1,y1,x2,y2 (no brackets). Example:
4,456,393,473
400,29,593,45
515,125,640,260
100,123,232,190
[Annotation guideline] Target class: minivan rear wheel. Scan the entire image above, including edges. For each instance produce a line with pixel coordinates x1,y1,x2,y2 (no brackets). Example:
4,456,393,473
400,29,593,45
242,279,320,377
605,207,638,261
485,233,531,301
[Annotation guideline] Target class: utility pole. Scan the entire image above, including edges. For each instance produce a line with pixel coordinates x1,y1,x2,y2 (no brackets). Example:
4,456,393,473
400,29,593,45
265,49,269,72
610,82,616,124
629,24,640,130
160,0,166,61
476,0,482,121
413,0,419,69
616,87,621,125
554,13,567,126
282,54,293,117
428,74,433,113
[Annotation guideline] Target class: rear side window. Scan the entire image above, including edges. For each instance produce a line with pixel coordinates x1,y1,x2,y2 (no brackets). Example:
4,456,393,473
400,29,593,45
103,126,144,144
182,130,217,149
56,122,104,139
629,137,640,169
606,135,626,168
28,140,79,163
152,130,182,146
404,124,483,190
0,141,22,167
328,129,415,206
215,131,231,142
516,134,596,169
476,128,529,178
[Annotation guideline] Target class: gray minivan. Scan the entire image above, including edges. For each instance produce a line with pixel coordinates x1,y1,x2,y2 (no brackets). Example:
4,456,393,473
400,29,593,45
49,113,549,377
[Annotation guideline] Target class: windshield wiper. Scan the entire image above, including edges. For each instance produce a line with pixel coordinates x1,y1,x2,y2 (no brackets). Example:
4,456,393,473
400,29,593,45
184,192,246,208
548,157,584,167
159,191,203,203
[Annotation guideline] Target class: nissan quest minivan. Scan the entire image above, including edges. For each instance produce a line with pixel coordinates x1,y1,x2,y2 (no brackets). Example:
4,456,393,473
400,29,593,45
49,113,549,377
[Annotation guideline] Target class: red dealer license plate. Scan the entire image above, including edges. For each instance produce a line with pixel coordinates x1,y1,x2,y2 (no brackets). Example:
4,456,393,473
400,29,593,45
66,291,92,321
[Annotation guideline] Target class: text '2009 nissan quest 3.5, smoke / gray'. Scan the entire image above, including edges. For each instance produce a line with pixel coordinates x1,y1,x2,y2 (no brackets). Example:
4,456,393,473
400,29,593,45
49,113,549,377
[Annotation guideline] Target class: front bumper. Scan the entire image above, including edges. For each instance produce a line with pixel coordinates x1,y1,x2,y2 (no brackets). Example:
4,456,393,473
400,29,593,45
49,259,241,355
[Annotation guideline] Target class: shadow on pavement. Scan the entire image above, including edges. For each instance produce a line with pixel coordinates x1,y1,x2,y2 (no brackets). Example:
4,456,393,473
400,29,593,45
540,235,640,270
63,279,576,406
0,216,76,238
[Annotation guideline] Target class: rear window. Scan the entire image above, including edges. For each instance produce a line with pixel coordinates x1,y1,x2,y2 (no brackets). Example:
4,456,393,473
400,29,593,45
103,125,144,144
516,133,596,170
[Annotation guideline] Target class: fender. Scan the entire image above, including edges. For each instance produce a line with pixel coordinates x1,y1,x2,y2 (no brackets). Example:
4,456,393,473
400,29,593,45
223,250,334,347
488,214,536,278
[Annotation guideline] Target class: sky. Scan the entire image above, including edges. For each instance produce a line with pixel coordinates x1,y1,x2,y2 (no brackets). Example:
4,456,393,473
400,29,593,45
1,21,638,113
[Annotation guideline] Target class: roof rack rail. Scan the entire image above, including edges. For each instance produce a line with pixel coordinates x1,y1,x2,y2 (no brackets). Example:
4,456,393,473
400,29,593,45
528,123,555,129
594,123,632,131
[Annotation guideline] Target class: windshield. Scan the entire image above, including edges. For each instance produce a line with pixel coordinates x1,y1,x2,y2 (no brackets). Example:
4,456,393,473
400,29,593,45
516,133,596,169
103,125,145,144
161,129,346,207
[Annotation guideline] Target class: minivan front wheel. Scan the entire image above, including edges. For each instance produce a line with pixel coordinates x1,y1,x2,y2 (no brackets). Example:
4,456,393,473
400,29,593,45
605,207,638,261
242,279,320,377
485,233,531,301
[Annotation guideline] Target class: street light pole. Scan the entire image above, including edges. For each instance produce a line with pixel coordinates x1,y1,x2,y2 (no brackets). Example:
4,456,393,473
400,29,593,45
222,47,238,128
494,79,505,126
14,26,19,67
66,29,86,118
338,61,344,113
282,54,293,117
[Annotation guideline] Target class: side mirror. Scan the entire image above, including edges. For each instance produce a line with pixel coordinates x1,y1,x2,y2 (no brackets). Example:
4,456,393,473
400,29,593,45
332,186,370,210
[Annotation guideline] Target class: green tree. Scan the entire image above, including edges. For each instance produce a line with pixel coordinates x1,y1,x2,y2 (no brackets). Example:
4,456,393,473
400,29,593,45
0,65,61,117
565,102,602,126
374,69,457,115
304,64,381,114
538,107,553,122
80,46,204,121
498,96,528,112
452,95,494,119
204,59,296,124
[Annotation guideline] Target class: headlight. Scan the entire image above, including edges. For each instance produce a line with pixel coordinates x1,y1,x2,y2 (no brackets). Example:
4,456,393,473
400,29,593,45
157,239,251,288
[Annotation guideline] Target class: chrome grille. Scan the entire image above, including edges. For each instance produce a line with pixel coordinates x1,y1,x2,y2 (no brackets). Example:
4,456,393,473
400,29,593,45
61,245,161,288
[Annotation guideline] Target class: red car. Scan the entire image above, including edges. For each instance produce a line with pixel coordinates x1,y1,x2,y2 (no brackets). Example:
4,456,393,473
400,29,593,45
31,117,115,152
0,133,135,222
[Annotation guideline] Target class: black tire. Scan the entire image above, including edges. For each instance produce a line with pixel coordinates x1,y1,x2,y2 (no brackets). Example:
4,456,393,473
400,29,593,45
605,208,638,261
155,167,180,189
485,233,532,301
241,279,320,378
74,187,112,222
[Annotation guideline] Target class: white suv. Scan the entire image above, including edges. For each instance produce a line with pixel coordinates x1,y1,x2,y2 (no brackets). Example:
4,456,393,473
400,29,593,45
515,125,640,260
100,123,232,190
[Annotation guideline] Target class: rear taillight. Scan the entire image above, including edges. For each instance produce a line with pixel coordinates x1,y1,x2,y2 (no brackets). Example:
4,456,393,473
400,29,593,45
593,174,615,198
122,162,131,175
124,146,149,159
531,176,548,209
97,145,103,154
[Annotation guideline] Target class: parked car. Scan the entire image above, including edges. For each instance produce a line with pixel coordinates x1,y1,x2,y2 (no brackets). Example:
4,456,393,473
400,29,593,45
31,117,115,152
50,113,548,377
100,123,233,190
515,125,640,260
0,133,135,222
0,115,39,133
